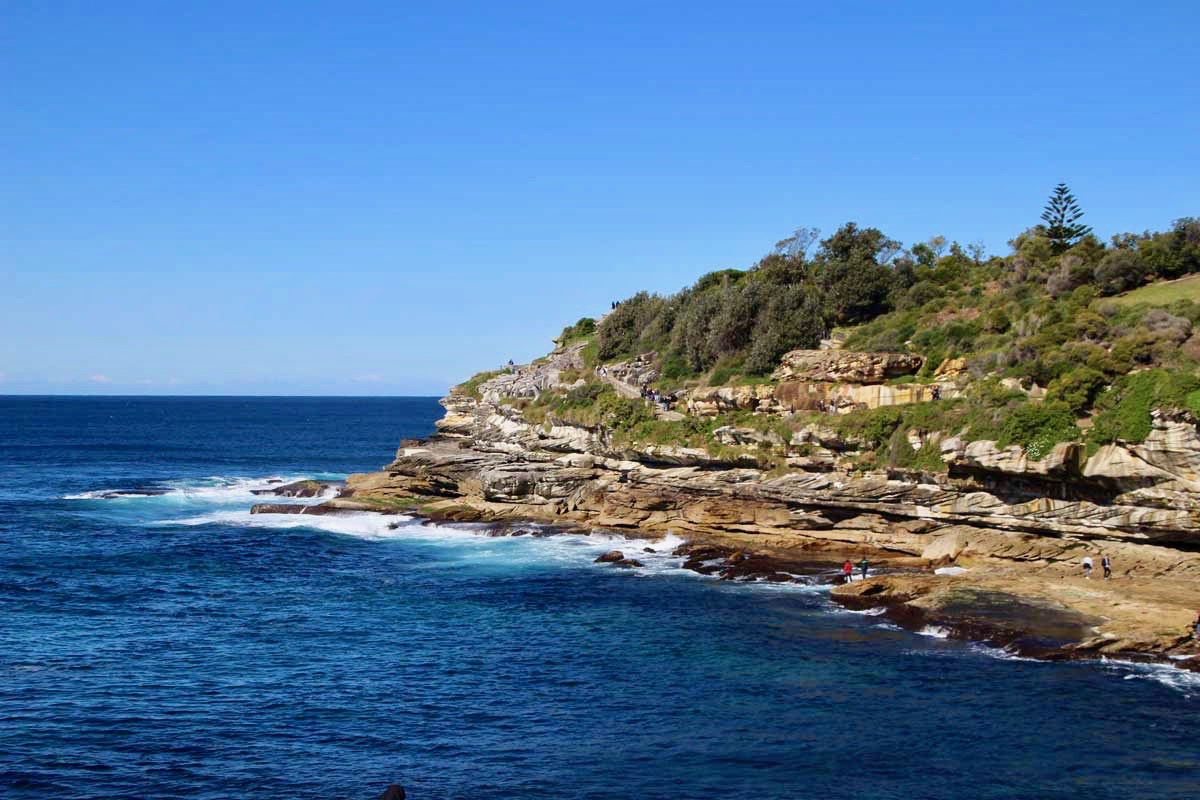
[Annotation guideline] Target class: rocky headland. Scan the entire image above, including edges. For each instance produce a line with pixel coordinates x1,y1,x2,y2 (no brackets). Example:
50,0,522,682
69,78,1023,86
258,339,1200,670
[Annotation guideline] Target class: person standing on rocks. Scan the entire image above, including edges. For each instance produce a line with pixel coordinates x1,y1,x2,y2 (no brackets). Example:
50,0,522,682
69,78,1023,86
1082,555,1094,579
842,559,854,584
1101,554,1112,580
859,557,869,581
1194,610,1200,640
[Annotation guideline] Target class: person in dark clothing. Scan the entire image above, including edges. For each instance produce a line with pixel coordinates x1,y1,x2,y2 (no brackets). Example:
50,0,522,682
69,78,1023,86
1101,554,1112,579
931,384,942,401
859,557,869,581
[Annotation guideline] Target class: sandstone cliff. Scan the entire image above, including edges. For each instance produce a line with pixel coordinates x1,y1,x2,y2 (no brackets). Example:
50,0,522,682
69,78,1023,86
339,345,1200,664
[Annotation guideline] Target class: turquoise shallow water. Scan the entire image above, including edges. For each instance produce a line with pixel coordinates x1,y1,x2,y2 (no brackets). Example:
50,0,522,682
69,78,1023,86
2,396,1199,799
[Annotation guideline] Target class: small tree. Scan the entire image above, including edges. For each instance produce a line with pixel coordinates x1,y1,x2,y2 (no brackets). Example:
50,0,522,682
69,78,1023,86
1041,183,1092,253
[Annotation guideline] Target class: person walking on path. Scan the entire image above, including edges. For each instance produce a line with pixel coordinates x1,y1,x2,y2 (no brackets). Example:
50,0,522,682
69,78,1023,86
1194,609,1200,640
859,557,870,581
842,559,854,584
1082,556,1094,579
1101,554,1112,580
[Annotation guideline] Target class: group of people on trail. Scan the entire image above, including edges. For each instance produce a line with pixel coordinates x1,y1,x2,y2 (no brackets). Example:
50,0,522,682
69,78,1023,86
841,557,870,583
640,384,670,411
815,398,842,415
1080,554,1112,580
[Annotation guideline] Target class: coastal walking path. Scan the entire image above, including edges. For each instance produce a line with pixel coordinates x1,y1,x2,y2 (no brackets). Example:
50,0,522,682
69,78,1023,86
595,369,685,421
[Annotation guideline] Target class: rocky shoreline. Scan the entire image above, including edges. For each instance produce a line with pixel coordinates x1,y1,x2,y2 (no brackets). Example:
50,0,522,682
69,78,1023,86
250,345,1200,669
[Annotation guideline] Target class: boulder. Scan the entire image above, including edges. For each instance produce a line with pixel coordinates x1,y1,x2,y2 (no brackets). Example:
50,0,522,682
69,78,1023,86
934,356,968,380
602,354,660,387
379,786,406,800
595,550,625,563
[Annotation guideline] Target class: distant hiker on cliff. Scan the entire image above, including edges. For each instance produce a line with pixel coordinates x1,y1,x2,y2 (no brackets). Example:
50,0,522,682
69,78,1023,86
931,384,942,401
1194,610,1200,639
1101,554,1112,580
842,559,854,584
859,557,869,581
1082,556,1094,579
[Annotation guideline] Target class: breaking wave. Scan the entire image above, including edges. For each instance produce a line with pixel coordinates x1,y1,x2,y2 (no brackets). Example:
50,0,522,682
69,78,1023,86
63,474,342,504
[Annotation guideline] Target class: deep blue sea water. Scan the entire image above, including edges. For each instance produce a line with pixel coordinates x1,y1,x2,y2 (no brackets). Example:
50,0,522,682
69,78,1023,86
2,396,1199,800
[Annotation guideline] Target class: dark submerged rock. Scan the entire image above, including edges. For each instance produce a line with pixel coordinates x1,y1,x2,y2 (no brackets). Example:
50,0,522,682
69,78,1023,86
249,503,341,515
250,479,336,498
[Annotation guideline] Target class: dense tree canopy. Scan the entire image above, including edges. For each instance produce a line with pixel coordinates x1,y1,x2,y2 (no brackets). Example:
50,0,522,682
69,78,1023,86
588,207,1199,395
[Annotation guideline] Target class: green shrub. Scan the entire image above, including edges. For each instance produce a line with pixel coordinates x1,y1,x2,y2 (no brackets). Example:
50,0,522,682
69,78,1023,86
596,393,654,431
982,307,1011,334
838,406,904,447
1090,369,1200,445
995,401,1079,459
659,351,693,381
1047,367,1107,414
558,317,596,345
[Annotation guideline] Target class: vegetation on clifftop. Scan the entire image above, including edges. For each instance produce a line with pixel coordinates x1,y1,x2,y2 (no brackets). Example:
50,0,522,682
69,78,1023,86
465,188,1200,470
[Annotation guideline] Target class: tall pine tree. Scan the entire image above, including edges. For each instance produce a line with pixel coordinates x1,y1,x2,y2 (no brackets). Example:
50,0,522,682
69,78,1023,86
1041,183,1092,252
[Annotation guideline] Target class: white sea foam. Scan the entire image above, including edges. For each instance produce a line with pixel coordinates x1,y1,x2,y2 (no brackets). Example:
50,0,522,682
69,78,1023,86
1101,658,1200,696
63,489,163,500
167,508,411,539
155,508,831,592
64,475,342,504
967,642,1040,663
916,625,953,639
840,606,888,616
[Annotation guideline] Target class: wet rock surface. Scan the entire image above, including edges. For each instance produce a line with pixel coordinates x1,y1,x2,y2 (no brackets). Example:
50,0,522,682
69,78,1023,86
251,479,339,498
249,502,342,515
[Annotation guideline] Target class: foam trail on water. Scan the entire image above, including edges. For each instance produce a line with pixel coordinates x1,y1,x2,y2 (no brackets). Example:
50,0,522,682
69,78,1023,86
1102,658,1200,696
838,606,888,616
64,474,343,504
157,509,829,591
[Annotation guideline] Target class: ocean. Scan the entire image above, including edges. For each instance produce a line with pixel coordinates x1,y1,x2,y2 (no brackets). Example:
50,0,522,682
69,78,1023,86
2,396,1198,799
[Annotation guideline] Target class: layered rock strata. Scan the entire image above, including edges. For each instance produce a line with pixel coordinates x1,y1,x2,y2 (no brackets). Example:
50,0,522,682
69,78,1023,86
337,349,1200,664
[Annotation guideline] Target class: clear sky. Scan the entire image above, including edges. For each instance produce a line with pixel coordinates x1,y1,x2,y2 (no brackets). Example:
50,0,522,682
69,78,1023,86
3,1,1197,395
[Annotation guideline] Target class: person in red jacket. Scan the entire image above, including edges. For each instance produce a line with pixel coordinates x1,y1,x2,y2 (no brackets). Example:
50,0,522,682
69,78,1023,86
842,559,854,584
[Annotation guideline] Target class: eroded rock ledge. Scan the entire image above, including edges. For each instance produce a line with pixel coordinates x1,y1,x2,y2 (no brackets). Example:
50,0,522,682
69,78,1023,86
335,358,1200,666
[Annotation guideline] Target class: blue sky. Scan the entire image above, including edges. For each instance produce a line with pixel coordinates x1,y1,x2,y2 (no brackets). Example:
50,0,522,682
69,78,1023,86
3,1,1197,395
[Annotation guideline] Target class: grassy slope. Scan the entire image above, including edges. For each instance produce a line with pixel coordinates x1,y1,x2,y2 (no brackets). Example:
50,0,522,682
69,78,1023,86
1110,274,1200,306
